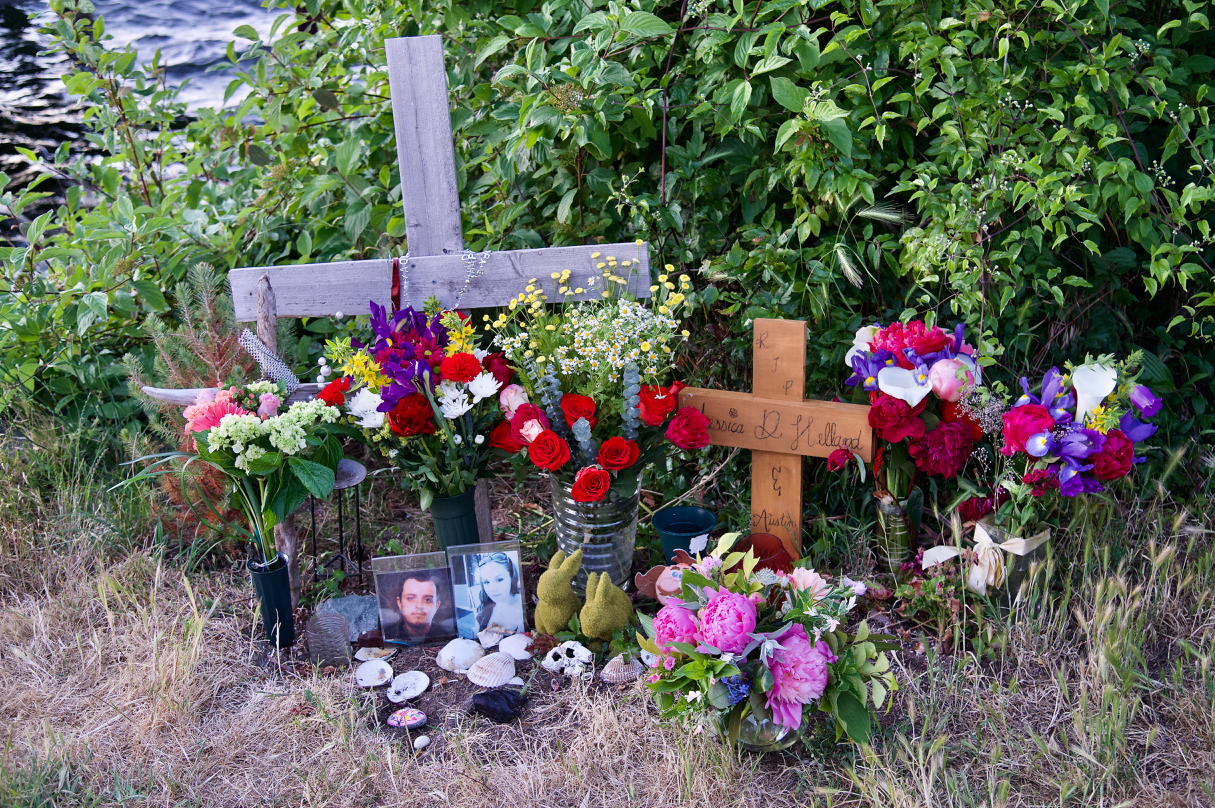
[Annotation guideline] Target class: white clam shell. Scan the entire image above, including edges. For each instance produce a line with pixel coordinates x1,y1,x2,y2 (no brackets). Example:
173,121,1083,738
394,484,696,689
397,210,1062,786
354,646,397,662
436,638,485,672
600,654,644,684
498,633,534,661
413,735,430,751
355,660,393,687
466,652,516,688
387,670,429,703
478,627,505,649
506,676,525,687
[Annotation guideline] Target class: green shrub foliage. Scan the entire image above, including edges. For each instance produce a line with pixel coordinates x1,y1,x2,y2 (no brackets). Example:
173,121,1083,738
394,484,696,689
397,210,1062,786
1,0,1212,475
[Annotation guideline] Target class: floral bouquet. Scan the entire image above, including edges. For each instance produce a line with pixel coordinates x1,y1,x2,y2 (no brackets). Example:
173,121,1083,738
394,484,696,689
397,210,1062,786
639,534,897,747
322,303,514,507
487,253,711,500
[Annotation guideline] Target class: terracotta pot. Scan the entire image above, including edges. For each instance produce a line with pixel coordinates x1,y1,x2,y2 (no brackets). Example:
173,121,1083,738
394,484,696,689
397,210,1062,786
728,533,794,575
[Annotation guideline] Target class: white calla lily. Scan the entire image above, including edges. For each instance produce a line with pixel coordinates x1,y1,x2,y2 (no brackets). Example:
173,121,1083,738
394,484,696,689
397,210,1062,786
877,365,933,407
843,326,880,366
1072,363,1117,425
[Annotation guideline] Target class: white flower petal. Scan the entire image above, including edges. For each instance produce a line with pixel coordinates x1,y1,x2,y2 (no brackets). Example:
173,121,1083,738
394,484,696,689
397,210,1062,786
877,366,932,407
1072,363,1117,424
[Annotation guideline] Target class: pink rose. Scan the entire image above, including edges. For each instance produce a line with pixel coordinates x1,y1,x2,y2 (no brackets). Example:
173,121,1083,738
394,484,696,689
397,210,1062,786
499,384,529,420
928,358,970,402
257,392,281,419
765,624,837,731
695,587,757,654
653,600,699,654
509,403,549,446
787,568,829,602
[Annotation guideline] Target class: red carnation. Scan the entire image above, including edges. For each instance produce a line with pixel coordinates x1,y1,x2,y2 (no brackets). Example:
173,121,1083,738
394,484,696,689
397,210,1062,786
388,393,436,437
958,496,993,523
666,407,710,450
1091,429,1134,480
907,422,974,478
868,394,925,443
560,394,598,431
571,465,612,502
827,447,853,472
481,352,515,386
597,437,640,470
439,352,482,384
317,376,350,407
639,385,678,426
1001,404,1055,456
528,429,571,471
1022,467,1061,496
489,419,524,453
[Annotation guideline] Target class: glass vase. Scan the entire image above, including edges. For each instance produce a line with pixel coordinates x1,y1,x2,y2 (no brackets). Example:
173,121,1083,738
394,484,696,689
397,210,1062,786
873,496,915,573
549,475,638,590
714,707,799,754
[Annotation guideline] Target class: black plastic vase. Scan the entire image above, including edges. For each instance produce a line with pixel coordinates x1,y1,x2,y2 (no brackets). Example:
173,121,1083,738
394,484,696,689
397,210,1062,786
248,552,295,648
430,488,480,550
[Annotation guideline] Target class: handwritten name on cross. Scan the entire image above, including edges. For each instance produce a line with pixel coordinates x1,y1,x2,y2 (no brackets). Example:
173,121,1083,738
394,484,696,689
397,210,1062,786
677,319,874,559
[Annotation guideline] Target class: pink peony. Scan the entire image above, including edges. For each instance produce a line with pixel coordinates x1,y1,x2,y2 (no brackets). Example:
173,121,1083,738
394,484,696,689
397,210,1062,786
1001,403,1056,456
928,358,971,402
653,600,699,654
695,587,757,654
765,624,837,731
787,568,829,602
907,421,974,478
257,392,280,419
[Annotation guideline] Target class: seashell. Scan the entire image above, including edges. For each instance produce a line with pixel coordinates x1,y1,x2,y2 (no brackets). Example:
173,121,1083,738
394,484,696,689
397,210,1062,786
498,633,534,661
478,627,505,649
506,676,525,687
355,660,393,687
466,652,516,688
639,648,659,668
413,735,430,750
436,638,484,672
387,671,429,703
387,708,426,729
600,654,643,684
354,646,397,662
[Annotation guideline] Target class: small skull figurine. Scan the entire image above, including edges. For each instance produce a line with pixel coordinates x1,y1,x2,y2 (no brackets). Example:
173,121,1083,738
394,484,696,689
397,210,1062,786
541,640,594,680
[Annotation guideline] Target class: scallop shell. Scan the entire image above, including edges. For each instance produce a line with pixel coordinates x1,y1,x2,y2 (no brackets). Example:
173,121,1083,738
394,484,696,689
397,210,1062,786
600,654,643,684
466,651,516,688
387,671,429,703
355,660,393,687
436,638,485,672
498,633,534,661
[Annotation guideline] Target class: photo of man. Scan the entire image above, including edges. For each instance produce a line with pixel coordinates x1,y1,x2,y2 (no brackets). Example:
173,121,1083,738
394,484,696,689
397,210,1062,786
372,553,456,645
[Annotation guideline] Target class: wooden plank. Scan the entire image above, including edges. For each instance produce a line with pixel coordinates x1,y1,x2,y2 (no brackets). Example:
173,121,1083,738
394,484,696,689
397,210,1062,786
750,319,806,559
229,243,651,321
676,387,875,462
256,274,277,353
386,35,464,257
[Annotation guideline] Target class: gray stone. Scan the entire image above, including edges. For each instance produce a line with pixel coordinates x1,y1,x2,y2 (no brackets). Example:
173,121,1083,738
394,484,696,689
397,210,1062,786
317,594,379,641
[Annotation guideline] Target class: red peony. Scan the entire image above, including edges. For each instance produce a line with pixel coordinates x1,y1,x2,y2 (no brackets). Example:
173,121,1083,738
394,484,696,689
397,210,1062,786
439,352,482,384
666,407,711,450
571,465,612,502
639,385,678,426
560,394,598,430
827,447,853,472
1001,404,1056,456
489,419,524,453
388,394,436,437
940,400,983,442
958,495,993,523
870,321,953,369
481,352,514,386
317,376,350,407
509,403,550,445
597,436,640,470
528,429,571,471
1091,429,1134,480
907,421,974,478
868,394,925,443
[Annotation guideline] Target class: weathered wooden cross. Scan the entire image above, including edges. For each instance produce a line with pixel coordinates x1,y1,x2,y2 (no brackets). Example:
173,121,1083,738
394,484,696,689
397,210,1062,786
146,35,651,599
677,319,874,560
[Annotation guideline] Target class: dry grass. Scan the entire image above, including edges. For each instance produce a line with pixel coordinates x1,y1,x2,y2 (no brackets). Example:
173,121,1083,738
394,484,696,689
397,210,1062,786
1,426,1213,807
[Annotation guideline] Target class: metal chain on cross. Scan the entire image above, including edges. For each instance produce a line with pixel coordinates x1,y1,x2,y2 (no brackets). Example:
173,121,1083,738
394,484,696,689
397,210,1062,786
238,328,300,395
452,248,491,309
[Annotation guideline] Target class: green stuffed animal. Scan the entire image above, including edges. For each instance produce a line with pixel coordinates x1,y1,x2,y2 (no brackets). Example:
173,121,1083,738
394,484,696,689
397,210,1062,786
534,550,583,635
579,572,634,641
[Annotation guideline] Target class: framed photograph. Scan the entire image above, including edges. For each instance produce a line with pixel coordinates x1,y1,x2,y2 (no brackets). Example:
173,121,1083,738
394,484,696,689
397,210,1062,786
371,553,457,645
446,541,527,639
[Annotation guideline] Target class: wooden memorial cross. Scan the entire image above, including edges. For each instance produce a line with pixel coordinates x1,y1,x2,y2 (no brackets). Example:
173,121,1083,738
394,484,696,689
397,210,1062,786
677,319,874,560
144,35,652,595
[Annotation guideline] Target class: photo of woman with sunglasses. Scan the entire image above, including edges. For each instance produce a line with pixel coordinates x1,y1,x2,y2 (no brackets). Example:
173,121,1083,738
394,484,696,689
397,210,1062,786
446,541,527,638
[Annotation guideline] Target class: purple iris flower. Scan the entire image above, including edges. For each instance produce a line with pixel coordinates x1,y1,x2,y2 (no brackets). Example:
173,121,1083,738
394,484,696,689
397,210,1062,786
1025,432,1052,458
951,322,966,353
1130,385,1162,418
1058,458,1103,497
846,350,892,391
1119,411,1158,443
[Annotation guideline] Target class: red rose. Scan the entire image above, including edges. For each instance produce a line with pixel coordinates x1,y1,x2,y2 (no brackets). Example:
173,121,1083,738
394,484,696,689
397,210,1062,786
481,352,515,386
439,352,482,384
868,394,925,443
940,400,983,442
1091,429,1134,480
528,429,571,471
489,419,524,453
510,403,550,445
597,437,640,470
560,394,598,430
571,465,612,502
639,385,678,426
958,496,993,523
388,393,436,437
827,447,853,472
666,407,710,450
906,422,974,478
317,376,350,407
1001,404,1055,456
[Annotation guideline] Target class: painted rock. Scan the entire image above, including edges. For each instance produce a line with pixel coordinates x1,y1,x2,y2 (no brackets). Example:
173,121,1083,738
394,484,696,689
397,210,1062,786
387,708,426,729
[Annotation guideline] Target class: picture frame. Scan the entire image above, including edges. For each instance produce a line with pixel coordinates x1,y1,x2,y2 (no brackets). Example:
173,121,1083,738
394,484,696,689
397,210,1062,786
446,541,527,639
371,552,457,645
